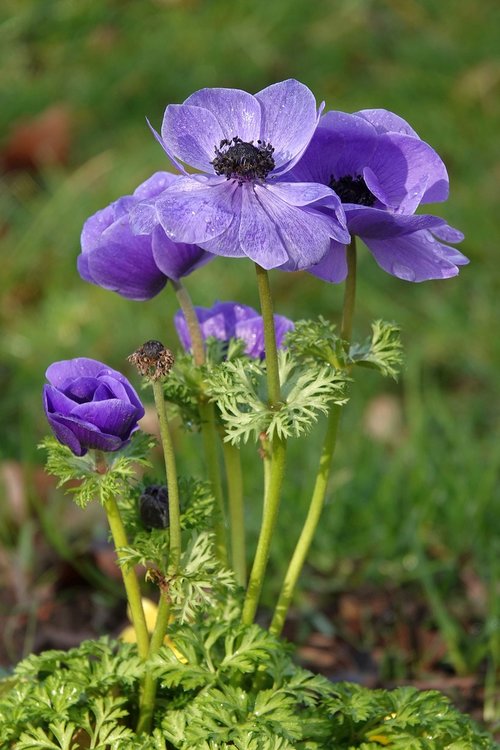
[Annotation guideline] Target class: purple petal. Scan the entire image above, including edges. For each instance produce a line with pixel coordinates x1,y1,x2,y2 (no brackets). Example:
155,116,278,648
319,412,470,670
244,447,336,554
46,358,115,388
364,229,469,282
152,227,214,281
184,87,261,143
252,183,348,269
156,177,237,245
133,171,178,200
81,205,117,254
355,109,419,137
255,79,318,171
45,411,86,456
346,206,448,239
238,186,289,268
161,104,224,173
72,399,139,437
305,241,348,283
50,412,128,453
44,385,81,415
82,226,167,301
267,182,349,242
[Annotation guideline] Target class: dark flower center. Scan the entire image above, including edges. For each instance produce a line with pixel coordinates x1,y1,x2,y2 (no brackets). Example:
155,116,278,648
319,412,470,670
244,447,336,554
329,174,376,207
212,137,275,184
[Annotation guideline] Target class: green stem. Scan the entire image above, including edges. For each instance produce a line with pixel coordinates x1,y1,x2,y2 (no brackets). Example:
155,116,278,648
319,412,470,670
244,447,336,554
199,399,228,564
136,595,171,735
137,382,182,734
241,437,286,624
173,279,227,563
269,406,341,636
341,237,357,343
255,264,281,406
152,380,182,570
173,280,205,367
269,239,357,635
241,265,287,623
222,440,246,586
102,494,150,659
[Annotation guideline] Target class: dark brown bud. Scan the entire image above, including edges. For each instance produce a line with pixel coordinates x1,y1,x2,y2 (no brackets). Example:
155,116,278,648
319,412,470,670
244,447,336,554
128,340,175,380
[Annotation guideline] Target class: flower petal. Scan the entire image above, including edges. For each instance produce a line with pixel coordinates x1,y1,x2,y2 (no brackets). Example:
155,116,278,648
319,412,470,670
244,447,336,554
184,87,261,143
266,182,349,243
161,104,224,173
255,79,318,170
82,219,167,301
72,399,139,437
355,108,419,137
156,177,237,245
346,206,448,239
152,227,214,281
305,241,348,283
238,186,289,268
364,229,469,282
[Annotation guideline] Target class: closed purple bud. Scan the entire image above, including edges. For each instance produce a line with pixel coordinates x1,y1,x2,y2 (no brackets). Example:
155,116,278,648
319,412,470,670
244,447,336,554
43,358,144,457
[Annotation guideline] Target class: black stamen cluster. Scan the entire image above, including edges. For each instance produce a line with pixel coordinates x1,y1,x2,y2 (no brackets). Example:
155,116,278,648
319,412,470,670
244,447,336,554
329,174,376,207
212,136,275,184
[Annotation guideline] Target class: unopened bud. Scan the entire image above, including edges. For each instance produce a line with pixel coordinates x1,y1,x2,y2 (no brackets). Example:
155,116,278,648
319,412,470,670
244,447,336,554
139,484,170,529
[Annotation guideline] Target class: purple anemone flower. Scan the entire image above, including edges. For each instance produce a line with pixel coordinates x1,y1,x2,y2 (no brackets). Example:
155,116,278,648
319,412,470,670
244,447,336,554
174,301,294,359
43,358,145,457
289,109,468,282
78,172,213,300
141,80,349,271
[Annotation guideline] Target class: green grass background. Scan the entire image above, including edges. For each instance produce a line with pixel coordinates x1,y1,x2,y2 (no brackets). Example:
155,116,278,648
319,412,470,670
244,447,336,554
1,0,499,696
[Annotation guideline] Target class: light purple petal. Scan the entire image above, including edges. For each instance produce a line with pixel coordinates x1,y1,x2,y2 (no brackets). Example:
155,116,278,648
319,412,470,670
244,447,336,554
355,109,419,138
304,241,348,283
267,181,349,243
152,227,214,281
364,229,469,282
184,88,261,143
161,104,224,173
133,171,178,201
255,79,318,170
156,177,237,245
46,358,119,388
81,205,117,254
238,186,289,268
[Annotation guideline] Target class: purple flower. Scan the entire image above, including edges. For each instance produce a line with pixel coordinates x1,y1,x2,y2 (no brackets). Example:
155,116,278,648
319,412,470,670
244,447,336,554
289,109,468,282
144,80,349,271
174,301,294,359
78,172,212,300
43,358,145,456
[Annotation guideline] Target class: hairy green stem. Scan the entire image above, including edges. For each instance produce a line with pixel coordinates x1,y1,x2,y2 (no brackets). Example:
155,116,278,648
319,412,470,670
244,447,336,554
152,380,182,570
255,264,281,406
269,239,358,635
269,406,341,636
341,237,357,343
241,265,286,624
222,440,246,586
137,381,182,734
136,595,171,735
102,494,150,659
199,399,228,564
173,279,227,563
241,437,286,624
173,280,205,367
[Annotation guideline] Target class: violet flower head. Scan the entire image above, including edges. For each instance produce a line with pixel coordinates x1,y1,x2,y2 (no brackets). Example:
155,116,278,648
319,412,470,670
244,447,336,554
174,301,294,359
43,358,145,456
145,80,349,271
289,109,468,282
78,172,212,301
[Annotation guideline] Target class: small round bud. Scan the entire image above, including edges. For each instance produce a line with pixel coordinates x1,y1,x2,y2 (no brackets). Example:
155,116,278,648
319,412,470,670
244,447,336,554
139,484,170,529
128,340,175,380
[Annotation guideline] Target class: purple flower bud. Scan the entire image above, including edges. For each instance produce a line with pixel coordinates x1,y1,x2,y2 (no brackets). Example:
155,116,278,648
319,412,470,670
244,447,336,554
78,172,213,301
174,301,294,359
43,358,145,456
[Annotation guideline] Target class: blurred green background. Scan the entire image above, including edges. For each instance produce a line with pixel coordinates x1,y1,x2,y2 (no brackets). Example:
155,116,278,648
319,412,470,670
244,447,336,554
1,0,499,705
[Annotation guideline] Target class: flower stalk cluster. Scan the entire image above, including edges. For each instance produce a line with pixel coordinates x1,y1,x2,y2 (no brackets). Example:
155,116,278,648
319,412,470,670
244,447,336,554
39,78,468,740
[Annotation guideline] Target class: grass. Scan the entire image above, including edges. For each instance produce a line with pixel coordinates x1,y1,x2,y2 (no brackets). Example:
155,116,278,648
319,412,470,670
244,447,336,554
1,0,499,725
